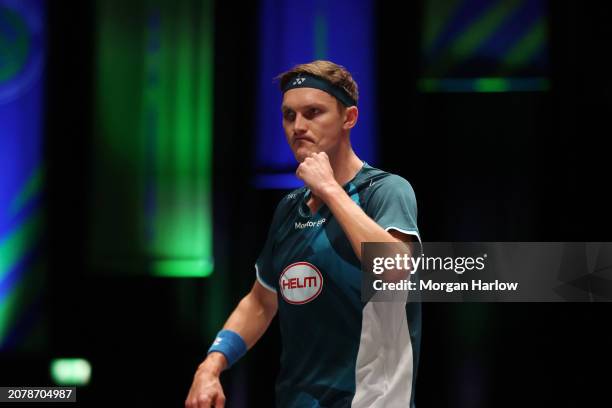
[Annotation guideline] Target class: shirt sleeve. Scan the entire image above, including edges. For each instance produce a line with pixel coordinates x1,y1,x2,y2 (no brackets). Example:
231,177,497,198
365,174,420,243
254,198,288,293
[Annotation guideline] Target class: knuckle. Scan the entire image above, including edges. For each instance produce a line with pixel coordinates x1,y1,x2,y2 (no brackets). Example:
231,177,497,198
197,395,212,404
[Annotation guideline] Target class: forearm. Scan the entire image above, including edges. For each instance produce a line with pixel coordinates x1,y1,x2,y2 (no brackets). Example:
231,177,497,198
201,289,276,373
320,185,399,260
222,292,276,350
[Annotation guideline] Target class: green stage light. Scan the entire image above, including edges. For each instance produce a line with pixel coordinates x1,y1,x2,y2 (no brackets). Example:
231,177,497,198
93,0,214,277
50,358,92,386
153,259,214,278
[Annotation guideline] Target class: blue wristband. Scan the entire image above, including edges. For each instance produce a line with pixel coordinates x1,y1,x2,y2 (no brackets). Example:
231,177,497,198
207,329,247,369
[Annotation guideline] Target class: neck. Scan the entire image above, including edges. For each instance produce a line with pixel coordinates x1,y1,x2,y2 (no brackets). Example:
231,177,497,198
327,144,363,188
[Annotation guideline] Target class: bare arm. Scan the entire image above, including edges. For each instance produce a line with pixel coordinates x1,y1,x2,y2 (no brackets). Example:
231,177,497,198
186,280,277,408
320,188,415,281
319,183,412,261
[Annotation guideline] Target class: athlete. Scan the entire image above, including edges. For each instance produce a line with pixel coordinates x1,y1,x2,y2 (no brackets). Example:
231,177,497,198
186,60,421,408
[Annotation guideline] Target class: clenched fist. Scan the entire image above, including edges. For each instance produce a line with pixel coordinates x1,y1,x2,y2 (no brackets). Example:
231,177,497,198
295,152,340,198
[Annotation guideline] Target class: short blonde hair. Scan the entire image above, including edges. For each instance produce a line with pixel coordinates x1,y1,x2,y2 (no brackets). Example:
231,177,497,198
275,60,359,106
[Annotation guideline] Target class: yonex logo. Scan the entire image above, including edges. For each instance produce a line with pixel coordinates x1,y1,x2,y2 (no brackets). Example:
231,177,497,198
287,193,297,200
279,262,323,304
292,77,306,85
295,218,326,229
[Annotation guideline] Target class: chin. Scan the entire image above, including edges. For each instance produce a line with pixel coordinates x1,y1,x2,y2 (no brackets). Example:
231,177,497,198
295,148,312,162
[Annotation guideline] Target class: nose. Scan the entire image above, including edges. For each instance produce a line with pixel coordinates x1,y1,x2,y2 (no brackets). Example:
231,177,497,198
294,113,307,134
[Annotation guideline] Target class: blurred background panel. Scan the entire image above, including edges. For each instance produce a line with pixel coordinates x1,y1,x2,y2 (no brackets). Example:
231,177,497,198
0,0,47,353
420,0,549,91
93,0,214,277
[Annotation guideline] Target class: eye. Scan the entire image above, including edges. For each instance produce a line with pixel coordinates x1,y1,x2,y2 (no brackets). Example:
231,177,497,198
283,110,295,121
306,108,321,118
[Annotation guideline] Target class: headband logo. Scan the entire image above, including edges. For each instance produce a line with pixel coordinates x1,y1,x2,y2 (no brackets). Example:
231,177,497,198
292,77,306,86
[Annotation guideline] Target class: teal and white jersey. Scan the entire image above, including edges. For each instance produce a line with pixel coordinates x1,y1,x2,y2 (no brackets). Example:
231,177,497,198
255,162,421,408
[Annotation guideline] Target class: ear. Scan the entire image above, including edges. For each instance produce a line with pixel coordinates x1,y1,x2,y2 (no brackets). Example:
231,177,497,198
342,106,359,130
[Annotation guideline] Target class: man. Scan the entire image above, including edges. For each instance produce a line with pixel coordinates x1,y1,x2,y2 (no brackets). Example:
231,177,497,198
186,60,421,407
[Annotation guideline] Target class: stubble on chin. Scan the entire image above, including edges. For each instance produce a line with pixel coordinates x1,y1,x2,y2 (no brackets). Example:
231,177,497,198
295,146,313,163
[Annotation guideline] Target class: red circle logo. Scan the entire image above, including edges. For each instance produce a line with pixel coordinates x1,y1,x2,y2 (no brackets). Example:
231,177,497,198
279,262,323,304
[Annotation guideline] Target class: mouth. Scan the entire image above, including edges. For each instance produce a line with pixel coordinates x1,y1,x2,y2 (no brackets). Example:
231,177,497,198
293,136,315,144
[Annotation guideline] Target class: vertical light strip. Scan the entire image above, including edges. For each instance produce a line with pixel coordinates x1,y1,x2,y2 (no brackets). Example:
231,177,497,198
0,0,46,350
254,0,377,189
94,0,213,277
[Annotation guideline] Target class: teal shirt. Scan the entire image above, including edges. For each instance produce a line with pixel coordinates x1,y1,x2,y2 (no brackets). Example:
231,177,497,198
256,162,421,408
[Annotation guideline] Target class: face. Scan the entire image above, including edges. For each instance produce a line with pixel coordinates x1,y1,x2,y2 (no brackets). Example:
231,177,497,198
281,87,349,163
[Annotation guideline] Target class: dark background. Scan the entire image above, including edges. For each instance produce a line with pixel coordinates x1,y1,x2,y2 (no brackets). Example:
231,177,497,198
1,0,611,406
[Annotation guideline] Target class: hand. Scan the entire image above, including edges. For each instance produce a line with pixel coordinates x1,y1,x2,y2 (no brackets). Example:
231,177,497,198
185,354,227,408
295,152,341,198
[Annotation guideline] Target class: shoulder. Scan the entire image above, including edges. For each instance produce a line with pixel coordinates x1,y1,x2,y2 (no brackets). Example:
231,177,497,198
362,165,416,197
376,173,414,189
270,187,305,220
279,186,306,207
282,187,305,203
